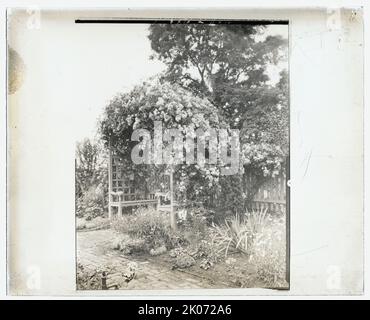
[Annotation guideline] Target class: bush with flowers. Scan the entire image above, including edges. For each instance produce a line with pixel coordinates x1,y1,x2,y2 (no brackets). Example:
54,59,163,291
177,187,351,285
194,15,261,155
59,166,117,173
100,78,228,208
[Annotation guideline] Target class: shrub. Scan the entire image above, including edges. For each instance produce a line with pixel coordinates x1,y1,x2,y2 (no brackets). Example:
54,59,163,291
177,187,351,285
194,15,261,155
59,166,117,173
217,175,245,214
190,207,215,223
112,235,148,254
76,263,102,290
112,207,186,252
191,238,223,264
77,185,106,219
180,213,207,242
85,216,111,230
174,253,196,269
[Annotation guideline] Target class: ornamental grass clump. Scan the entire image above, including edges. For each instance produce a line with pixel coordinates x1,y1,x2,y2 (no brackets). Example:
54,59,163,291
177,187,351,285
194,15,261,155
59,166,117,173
211,214,250,257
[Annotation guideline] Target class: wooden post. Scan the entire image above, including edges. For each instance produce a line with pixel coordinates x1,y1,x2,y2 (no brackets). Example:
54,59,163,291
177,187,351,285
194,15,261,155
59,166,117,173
108,139,112,219
169,168,177,231
118,202,122,219
157,194,160,211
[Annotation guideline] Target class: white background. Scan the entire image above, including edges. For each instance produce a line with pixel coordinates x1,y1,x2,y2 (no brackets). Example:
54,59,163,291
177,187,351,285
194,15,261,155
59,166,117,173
0,0,368,299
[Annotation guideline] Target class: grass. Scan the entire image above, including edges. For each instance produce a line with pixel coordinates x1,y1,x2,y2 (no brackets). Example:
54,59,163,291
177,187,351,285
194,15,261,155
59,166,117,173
211,215,249,257
210,208,268,257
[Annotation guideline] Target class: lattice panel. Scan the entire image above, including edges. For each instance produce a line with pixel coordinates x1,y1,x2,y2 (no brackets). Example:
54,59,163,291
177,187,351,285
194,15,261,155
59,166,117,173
111,155,134,193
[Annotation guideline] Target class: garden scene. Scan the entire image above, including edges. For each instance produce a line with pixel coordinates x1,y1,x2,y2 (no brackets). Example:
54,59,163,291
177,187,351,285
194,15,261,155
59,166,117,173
76,22,289,290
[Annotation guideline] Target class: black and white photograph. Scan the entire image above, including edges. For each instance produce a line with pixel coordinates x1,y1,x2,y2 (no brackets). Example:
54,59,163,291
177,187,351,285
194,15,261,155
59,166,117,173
74,21,289,290
5,5,365,298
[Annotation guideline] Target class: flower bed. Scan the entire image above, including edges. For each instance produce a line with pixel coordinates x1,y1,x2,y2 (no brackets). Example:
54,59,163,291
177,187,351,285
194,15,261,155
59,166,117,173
109,206,287,288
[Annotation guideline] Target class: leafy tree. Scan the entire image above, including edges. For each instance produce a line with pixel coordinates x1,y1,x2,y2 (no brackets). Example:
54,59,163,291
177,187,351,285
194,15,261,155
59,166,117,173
75,138,108,218
148,24,287,129
241,69,288,202
149,24,289,209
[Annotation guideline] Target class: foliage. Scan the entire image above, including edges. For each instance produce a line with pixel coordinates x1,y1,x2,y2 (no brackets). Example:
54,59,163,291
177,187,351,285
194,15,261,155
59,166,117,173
148,23,289,209
76,263,102,290
242,143,286,178
100,79,223,149
149,245,167,256
249,215,287,287
209,209,287,287
190,206,215,223
75,138,108,218
240,70,289,186
75,138,107,196
190,238,223,264
112,235,147,255
216,175,245,215
179,206,214,237
169,239,222,269
241,71,289,150
96,25,289,215
211,207,271,257
112,207,186,251
149,24,287,128
244,208,268,239
211,214,250,257
174,252,196,269
99,79,227,207
180,214,207,242
76,184,106,219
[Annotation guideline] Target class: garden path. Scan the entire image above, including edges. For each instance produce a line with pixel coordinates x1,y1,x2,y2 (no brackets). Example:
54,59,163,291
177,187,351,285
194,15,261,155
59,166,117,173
77,229,230,290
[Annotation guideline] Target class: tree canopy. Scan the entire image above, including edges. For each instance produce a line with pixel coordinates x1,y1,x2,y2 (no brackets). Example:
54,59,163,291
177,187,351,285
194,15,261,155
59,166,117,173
149,24,289,204
99,24,289,213
149,24,287,130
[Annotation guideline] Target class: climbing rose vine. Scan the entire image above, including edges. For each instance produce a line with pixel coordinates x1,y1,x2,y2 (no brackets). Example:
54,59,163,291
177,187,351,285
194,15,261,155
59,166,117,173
100,79,228,205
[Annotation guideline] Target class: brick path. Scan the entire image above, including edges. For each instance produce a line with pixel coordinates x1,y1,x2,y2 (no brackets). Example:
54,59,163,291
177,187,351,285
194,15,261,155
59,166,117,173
77,229,228,290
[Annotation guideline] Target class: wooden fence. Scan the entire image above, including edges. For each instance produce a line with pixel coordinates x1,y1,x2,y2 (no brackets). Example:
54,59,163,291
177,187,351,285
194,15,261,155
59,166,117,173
245,170,287,214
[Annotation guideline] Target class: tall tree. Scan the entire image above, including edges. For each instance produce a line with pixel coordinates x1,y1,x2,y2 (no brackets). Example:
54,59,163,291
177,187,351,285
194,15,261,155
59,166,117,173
148,24,287,129
75,138,108,218
75,138,106,197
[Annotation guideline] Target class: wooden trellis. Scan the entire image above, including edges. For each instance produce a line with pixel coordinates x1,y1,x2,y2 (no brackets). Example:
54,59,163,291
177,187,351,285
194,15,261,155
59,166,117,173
107,143,176,221
108,147,157,219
